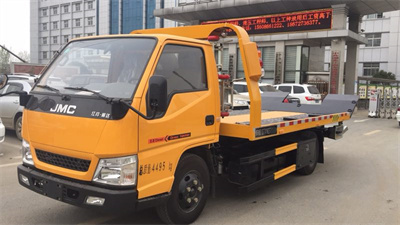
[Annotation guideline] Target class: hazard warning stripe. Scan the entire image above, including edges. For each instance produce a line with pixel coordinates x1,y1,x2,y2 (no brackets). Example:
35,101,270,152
276,113,349,128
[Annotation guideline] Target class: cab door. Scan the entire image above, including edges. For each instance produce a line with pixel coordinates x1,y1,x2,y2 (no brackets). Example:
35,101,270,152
136,41,219,199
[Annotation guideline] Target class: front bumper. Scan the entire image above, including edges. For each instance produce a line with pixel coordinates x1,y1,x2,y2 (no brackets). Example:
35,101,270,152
18,165,169,212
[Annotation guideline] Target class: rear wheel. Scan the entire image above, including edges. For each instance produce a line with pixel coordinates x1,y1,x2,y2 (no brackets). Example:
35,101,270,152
296,131,319,175
156,154,210,224
15,116,22,141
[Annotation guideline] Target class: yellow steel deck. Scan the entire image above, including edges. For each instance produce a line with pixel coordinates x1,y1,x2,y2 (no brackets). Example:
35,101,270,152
220,111,350,141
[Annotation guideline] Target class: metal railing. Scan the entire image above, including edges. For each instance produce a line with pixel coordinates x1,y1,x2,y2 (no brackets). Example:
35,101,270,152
357,76,400,119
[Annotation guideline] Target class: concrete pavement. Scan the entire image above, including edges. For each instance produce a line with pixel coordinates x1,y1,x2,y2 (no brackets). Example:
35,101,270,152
0,110,399,224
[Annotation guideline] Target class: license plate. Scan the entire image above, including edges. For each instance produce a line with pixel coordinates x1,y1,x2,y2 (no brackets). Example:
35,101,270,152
32,177,63,201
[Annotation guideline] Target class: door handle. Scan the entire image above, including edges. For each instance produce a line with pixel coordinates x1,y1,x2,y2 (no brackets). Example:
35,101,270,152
205,115,214,126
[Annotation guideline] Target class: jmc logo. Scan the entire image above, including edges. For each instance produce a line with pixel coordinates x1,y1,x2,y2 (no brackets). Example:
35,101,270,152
49,104,77,114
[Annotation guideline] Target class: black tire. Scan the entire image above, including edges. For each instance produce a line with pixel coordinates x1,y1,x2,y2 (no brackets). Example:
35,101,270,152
398,121,400,127
296,131,319,175
15,116,22,141
156,153,210,224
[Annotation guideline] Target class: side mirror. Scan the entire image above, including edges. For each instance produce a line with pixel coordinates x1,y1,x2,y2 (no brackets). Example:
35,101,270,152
148,75,167,117
0,74,8,89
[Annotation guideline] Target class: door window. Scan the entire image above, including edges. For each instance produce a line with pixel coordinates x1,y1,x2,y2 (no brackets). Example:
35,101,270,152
153,44,207,97
293,86,305,94
2,83,23,95
278,86,292,93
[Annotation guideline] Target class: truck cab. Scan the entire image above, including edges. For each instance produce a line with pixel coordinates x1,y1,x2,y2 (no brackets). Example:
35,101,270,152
14,33,223,222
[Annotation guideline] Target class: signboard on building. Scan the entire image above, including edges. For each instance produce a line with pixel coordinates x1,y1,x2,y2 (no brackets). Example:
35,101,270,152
202,8,332,35
330,50,340,94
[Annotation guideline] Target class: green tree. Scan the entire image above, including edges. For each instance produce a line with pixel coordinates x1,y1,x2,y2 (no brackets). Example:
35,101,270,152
17,51,30,63
0,47,11,74
372,70,396,80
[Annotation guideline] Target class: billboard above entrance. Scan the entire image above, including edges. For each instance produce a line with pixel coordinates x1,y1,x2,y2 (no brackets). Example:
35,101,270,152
202,8,332,35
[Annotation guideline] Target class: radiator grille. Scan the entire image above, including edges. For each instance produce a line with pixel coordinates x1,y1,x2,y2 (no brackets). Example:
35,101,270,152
35,149,90,172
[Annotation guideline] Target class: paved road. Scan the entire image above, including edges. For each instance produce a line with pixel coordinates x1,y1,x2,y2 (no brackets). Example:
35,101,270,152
0,111,399,224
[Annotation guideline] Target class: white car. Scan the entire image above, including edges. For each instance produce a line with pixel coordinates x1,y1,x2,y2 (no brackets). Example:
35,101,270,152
233,92,250,110
0,80,34,140
233,82,278,96
232,82,278,110
0,118,5,143
274,84,322,105
396,105,400,126
7,74,39,82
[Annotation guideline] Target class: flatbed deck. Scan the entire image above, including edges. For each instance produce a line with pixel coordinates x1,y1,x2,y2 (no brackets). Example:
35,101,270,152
220,111,350,140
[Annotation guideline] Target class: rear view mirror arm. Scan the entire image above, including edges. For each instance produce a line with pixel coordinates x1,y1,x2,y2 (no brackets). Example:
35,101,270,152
114,99,156,120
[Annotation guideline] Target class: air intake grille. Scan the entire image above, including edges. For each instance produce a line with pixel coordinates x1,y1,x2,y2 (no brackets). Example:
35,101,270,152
35,149,91,172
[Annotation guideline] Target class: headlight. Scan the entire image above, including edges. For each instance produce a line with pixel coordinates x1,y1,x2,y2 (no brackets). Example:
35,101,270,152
22,139,34,166
93,155,137,186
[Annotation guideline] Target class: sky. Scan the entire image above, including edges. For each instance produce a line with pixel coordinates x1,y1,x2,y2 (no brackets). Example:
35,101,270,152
0,0,30,56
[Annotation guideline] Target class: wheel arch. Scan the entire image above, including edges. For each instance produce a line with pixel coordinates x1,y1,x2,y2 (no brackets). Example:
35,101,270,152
183,146,217,175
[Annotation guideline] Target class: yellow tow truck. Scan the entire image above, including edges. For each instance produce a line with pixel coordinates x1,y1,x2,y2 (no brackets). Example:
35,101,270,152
0,24,356,224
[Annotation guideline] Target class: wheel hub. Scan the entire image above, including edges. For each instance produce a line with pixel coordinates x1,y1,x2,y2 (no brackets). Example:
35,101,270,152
178,172,204,212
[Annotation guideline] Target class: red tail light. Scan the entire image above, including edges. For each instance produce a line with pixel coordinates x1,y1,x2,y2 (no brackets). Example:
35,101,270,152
283,98,289,103
208,35,220,41
305,96,315,101
218,74,230,80
397,107,400,111
221,112,229,117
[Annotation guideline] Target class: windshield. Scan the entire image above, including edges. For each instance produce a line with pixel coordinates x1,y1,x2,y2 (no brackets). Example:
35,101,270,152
35,38,156,99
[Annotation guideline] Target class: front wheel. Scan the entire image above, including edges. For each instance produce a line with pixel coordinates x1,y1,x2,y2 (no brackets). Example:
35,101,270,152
156,154,210,224
15,116,22,141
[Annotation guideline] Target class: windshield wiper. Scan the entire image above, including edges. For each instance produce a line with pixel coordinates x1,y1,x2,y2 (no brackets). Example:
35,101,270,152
64,86,112,103
64,86,155,120
36,84,61,93
36,84,71,100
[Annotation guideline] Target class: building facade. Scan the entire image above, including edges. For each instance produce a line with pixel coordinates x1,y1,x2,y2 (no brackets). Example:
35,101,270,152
358,11,400,79
324,10,400,80
154,0,399,94
30,0,178,64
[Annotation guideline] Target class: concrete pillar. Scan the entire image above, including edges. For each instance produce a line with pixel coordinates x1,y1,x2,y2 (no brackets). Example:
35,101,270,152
228,43,237,79
329,4,348,94
344,14,361,95
331,4,349,30
274,41,285,84
345,42,359,94
330,38,346,94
